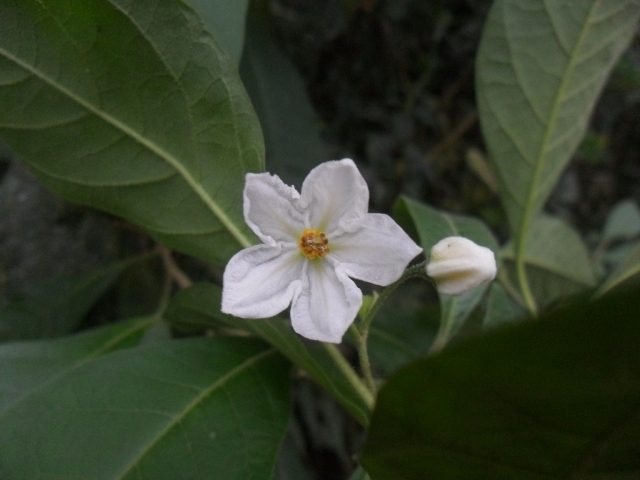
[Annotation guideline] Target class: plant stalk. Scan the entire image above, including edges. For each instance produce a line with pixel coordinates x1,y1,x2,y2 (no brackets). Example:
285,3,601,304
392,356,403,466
356,261,430,392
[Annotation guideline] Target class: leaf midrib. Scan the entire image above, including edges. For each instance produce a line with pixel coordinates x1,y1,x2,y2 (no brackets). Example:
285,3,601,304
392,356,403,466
0,316,157,419
0,44,252,249
113,347,277,479
514,1,598,255
501,252,595,286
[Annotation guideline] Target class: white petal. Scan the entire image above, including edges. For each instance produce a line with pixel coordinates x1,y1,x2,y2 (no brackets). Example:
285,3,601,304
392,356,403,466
299,159,369,236
290,259,362,343
329,213,423,286
244,172,305,246
221,244,303,318
426,236,497,296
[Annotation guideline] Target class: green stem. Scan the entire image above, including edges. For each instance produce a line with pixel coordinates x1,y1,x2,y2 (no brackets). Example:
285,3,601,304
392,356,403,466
360,262,429,334
515,238,538,316
428,313,455,354
356,261,430,392
497,267,526,309
154,265,175,317
357,328,376,393
321,343,375,413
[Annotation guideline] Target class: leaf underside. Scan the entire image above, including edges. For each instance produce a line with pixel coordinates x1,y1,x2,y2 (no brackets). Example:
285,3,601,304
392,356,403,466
477,0,639,237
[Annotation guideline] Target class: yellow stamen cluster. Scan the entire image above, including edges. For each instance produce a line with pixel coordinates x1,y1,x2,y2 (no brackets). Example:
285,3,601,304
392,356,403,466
299,228,330,260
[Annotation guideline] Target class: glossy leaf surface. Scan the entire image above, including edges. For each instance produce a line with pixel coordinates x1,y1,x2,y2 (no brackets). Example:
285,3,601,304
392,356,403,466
0,335,290,479
363,286,640,479
0,316,155,415
0,0,263,264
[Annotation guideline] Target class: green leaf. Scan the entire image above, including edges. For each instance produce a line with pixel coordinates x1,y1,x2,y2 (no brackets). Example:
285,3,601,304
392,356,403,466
602,240,640,271
165,282,373,426
483,282,528,330
368,297,439,376
183,0,249,66
240,15,325,188
502,214,597,306
602,199,640,242
348,466,370,480
397,197,499,347
596,242,640,297
397,197,500,255
0,0,263,264
0,336,290,479
362,286,640,479
0,260,130,342
477,0,639,237
0,316,155,426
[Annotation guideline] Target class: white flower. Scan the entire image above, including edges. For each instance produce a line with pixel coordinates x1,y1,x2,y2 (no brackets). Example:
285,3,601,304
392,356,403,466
221,159,422,343
426,236,497,296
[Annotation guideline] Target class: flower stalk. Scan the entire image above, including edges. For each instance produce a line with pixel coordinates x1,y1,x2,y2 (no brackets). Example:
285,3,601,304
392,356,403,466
321,343,375,414
354,261,430,393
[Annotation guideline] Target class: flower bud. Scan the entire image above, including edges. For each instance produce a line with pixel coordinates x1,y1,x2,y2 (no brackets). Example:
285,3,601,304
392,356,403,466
426,236,497,296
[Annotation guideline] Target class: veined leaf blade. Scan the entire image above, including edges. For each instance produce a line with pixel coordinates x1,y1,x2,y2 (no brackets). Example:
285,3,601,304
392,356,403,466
0,0,263,264
0,336,290,479
0,316,156,425
477,0,639,236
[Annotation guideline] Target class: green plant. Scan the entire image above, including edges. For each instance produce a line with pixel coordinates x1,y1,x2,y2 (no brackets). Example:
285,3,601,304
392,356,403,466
1,0,639,478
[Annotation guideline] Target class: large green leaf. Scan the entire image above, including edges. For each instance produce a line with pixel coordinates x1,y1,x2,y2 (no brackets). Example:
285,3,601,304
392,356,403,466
362,286,640,479
397,197,499,348
240,15,325,188
184,0,249,66
165,282,373,426
0,0,263,264
0,316,155,429
0,260,131,342
502,214,597,306
0,336,290,479
477,0,639,238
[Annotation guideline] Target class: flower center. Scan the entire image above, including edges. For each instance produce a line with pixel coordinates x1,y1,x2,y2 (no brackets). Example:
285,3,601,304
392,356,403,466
299,228,330,260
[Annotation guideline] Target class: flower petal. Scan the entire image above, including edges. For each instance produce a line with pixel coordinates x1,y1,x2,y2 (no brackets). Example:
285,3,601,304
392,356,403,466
330,213,423,285
426,236,497,295
221,244,303,318
299,159,369,236
244,172,305,246
290,259,362,343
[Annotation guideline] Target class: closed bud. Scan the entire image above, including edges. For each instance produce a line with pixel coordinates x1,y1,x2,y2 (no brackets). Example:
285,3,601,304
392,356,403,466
426,236,497,296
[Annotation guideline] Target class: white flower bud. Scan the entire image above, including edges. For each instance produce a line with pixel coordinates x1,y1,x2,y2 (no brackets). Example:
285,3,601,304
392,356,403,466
426,236,497,296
